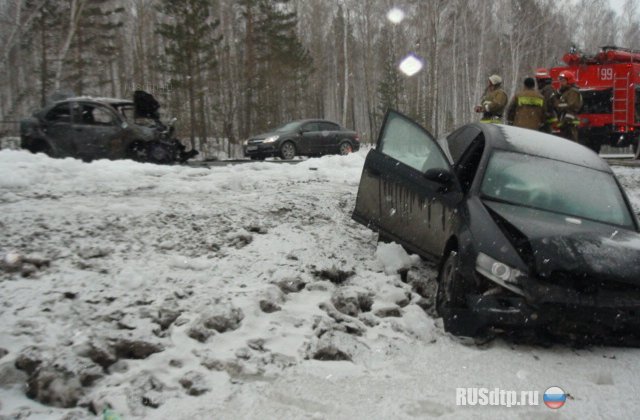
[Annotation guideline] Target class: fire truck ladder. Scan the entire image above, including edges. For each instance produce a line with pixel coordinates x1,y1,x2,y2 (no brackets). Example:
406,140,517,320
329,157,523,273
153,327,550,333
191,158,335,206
612,72,630,127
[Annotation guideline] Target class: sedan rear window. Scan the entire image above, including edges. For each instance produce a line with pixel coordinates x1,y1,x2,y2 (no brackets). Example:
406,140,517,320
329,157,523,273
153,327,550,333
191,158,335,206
481,151,634,228
275,121,303,132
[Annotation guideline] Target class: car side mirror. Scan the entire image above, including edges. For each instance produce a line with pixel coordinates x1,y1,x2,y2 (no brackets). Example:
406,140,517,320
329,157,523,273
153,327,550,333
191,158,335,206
424,168,454,185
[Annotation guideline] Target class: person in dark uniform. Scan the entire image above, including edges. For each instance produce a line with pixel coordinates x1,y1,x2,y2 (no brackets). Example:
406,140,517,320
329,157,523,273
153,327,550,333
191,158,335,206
535,68,557,133
506,77,545,130
554,70,583,144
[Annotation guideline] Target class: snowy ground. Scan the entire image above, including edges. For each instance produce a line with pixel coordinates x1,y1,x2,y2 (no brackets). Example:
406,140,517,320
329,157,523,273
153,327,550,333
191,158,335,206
1,149,640,419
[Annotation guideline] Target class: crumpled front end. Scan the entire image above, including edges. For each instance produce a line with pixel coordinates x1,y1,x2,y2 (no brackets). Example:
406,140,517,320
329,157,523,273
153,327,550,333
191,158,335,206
445,266,640,342
129,123,199,164
447,199,640,341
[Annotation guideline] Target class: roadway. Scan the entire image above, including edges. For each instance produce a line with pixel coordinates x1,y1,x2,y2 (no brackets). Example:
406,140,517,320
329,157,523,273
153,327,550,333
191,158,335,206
187,156,640,168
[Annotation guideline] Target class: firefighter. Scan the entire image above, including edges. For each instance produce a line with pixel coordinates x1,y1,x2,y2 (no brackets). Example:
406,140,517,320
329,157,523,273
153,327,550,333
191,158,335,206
554,70,583,144
534,68,557,132
506,77,545,130
475,74,508,123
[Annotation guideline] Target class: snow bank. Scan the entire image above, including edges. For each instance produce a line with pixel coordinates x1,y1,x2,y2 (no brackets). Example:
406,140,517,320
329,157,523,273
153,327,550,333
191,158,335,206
2,150,640,419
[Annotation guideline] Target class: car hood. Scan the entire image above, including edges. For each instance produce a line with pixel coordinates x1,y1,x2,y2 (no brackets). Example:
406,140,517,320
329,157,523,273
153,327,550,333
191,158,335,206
483,200,640,284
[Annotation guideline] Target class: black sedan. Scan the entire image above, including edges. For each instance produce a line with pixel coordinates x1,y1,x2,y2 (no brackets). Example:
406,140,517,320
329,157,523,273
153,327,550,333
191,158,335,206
353,110,640,339
243,119,360,160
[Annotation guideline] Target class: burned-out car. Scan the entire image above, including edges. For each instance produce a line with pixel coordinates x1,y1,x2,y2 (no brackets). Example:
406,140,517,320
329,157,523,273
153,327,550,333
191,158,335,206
353,110,640,339
20,91,197,164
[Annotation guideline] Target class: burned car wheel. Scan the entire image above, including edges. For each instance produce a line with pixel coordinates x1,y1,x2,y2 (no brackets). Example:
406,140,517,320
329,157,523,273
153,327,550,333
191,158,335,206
25,139,54,157
127,141,148,162
280,141,296,160
147,143,173,164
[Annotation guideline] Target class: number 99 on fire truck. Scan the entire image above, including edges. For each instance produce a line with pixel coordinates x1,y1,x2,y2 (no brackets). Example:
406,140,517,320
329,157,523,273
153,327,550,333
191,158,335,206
548,46,640,158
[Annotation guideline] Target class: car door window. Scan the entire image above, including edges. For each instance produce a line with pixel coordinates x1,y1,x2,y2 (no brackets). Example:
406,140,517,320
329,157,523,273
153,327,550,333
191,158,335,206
45,104,72,123
303,122,320,132
378,111,449,172
79,104,116,126
319,122,339,131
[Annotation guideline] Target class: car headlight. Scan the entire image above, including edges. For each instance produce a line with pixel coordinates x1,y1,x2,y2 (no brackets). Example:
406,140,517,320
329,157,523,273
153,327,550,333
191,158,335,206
263,135,279,143
475,252,525,296
243,140,248,146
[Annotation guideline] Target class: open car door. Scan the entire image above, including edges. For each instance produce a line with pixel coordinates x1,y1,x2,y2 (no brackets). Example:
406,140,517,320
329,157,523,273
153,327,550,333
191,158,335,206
352,110,461,259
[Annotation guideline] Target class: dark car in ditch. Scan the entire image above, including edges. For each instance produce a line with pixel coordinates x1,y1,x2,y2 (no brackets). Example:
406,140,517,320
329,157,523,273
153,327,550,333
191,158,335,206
243,119,360,160
20,91,197,164
353,110,640,340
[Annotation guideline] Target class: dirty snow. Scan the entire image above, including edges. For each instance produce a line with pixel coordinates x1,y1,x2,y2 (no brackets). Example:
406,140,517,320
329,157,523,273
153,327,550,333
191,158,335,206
1,149,640,419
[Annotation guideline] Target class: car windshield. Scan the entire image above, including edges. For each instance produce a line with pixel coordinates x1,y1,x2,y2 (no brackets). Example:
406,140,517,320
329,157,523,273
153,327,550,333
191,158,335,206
481,151,634,228
275,121,303,132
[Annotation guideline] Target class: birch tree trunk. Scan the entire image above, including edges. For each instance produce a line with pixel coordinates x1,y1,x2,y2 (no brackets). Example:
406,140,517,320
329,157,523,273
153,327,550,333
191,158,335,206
341,7,349,127
472,4,488,108
54,0,86,91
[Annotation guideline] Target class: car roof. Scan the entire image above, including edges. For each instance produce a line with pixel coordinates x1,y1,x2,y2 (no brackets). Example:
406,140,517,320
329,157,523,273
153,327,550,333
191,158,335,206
292,119,340,125
477,123,612,172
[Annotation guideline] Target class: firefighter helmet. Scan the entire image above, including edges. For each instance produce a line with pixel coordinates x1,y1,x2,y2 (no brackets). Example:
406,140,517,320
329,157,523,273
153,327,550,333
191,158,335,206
488,74,502,85
558,70,576,84
535,68,551,79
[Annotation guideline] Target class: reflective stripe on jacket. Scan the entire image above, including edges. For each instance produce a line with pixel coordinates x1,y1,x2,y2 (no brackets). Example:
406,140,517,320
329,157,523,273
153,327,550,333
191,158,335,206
517,96,544,107
506,88,545,130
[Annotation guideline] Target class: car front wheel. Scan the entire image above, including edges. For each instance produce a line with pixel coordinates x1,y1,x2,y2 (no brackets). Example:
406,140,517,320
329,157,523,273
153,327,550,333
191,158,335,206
338,141,353,155
436,250,487,337
280,141,296,160
436,251,468,314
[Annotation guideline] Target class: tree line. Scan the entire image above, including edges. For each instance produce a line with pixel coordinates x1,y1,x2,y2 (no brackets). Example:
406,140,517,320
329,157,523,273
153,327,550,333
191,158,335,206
1,0,639,152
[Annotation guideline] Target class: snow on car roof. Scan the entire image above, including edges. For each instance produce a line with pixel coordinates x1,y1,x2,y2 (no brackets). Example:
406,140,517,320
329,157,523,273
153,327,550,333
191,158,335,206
487,124,611,172
62,96,134,105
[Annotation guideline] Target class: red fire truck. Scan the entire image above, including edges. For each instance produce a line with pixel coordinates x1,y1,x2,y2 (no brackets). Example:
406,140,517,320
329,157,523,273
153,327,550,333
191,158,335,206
548,46,640,155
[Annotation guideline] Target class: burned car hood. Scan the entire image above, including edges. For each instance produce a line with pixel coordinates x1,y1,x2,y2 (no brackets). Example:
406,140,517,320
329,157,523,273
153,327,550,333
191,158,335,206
483,200,640,284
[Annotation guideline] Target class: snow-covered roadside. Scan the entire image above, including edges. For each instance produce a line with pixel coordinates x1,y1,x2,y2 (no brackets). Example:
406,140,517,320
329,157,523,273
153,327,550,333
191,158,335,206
1,149,640,419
